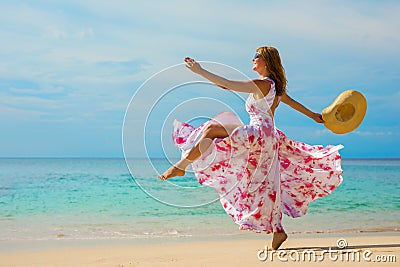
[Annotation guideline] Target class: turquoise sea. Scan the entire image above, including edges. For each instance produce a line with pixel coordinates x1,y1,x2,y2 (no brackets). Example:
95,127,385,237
0,158,399,241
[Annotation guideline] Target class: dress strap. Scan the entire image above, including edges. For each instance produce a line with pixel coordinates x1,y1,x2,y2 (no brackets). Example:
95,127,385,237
264,77,275,85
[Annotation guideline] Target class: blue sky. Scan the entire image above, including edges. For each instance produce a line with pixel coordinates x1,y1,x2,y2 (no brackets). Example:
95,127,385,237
0,0,399,158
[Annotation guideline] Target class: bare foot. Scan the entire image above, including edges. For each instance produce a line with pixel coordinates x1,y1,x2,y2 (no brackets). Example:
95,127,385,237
158,166,185,180
272,232,287,250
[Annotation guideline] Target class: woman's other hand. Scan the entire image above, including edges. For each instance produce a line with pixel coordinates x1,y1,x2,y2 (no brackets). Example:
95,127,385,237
312,112,325,123
184,57,203,75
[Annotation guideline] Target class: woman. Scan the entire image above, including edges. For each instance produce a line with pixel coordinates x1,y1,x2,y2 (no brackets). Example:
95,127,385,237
159,46,343,250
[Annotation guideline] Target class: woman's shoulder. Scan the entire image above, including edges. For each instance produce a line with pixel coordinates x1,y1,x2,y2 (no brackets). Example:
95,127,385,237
251,79,272,98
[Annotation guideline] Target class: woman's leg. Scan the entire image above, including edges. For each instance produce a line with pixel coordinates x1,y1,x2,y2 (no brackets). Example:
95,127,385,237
158,123,240,180
272,232,287,250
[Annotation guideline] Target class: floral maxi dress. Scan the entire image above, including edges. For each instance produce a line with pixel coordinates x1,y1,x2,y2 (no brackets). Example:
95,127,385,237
172,78,343,233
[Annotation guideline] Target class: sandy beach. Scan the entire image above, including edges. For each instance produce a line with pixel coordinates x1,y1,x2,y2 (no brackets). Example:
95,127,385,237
1,232,399,266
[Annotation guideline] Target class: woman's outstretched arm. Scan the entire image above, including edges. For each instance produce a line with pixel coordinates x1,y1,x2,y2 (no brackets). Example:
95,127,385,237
184,57,270,97
281,93,324,123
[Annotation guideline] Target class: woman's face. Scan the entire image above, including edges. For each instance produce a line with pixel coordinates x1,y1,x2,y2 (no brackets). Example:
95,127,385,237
252,52,267,73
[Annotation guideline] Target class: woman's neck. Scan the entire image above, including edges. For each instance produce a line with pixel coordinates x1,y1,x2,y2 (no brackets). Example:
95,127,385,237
258,70,270,80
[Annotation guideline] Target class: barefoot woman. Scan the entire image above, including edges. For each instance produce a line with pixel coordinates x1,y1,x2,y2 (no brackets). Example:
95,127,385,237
159,46,343,250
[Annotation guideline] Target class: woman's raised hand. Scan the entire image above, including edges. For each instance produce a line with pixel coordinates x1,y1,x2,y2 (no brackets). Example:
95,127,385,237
184,57,203,75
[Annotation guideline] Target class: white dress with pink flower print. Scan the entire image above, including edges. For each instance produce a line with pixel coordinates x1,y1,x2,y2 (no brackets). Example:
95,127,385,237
172,78,343,234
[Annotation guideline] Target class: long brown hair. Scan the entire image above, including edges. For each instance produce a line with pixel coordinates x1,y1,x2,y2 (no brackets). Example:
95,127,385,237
256,46,287,96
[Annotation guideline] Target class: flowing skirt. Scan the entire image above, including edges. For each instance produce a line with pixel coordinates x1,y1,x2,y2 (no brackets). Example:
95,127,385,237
172,111,343,233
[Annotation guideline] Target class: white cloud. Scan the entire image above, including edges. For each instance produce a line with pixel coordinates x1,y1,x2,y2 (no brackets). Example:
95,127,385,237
314,128,398,137
1,0,399,85
43,26,94,40
9,85,66,95
315,129,331,136
0,105,47,120
69,0,400,53
353,130,395,137
0,92,60,111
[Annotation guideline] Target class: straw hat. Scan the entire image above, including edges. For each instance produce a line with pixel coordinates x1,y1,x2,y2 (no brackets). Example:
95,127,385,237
322,90,367,134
